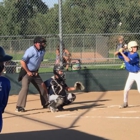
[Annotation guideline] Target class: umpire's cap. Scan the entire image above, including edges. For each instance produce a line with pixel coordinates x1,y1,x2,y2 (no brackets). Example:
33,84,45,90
0,47,13,62
33,36,46,44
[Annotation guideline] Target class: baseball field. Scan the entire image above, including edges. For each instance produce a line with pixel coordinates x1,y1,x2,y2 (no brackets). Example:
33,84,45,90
1,90,140,140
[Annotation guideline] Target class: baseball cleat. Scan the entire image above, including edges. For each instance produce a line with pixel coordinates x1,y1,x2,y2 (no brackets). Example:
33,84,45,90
119,102,128,108
57,106,64,111
49,106,58,113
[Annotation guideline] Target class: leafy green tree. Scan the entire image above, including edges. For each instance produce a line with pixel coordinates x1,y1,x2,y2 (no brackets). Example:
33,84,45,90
15,0,49,35
1,0,140,36
0,0,49,36
0,0,20,36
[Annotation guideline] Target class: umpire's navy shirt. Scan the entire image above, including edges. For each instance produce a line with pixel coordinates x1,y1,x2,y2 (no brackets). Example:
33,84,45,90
22,46,45,71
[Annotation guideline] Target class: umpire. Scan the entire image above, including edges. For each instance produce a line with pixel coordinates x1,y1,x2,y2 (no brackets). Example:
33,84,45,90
16,37,48,112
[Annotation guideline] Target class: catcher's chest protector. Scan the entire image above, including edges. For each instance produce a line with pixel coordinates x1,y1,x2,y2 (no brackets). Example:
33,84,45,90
50,78,66,96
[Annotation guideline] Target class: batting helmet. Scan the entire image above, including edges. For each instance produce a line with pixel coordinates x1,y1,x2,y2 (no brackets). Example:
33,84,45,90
0,46,13,62
128,41,138,51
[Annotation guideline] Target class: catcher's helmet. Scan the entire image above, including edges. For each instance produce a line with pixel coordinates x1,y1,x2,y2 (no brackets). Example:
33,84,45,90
53,64,65,81
0,46,13,62
53,64,64,73
128,41,138,51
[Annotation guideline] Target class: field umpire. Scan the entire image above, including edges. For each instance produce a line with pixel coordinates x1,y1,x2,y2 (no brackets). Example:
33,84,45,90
16,37,48,112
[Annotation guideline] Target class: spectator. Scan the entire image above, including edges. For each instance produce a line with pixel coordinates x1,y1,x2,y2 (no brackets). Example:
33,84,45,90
114,36,127,69
56,44,71,71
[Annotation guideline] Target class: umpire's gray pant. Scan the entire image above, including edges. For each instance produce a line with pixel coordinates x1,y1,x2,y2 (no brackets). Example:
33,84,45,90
16,74,48,108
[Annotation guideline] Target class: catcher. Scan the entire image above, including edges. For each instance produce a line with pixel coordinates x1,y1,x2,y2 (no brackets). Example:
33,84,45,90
41,64,84,112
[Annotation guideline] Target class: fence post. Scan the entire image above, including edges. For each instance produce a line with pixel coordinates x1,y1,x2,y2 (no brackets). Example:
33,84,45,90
58,0,63,66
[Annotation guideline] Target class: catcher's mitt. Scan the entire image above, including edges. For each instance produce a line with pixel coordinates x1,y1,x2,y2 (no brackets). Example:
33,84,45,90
74,82,85,90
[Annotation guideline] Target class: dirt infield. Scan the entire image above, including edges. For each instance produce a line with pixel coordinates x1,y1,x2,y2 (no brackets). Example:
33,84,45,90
1,90,140,140
71,52,105,63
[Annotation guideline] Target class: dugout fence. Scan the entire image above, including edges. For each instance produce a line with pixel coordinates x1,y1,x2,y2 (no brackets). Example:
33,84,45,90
0,0,140,73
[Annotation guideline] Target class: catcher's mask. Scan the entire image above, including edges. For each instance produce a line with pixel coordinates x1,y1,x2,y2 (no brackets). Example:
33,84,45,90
128,41,138,51
53,64,65,81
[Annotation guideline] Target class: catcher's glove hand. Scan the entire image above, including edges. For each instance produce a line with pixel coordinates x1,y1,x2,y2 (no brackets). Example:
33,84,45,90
74,82,85,90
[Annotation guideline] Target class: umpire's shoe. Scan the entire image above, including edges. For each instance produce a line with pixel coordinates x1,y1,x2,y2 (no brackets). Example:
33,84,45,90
15,106,26,112
43,103,49,109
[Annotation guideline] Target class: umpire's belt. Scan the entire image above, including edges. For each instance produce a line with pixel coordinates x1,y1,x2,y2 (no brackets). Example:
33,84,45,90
30,70,38,76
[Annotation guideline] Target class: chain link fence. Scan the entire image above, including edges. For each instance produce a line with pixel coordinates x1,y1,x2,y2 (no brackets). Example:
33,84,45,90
0,0,140,73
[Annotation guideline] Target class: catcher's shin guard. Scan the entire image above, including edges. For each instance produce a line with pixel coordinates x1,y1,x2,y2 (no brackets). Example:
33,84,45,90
55,96,64,107
49,100,57,112
50,97,64,108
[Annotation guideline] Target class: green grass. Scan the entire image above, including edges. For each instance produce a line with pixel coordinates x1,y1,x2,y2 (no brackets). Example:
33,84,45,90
39,67,53,73
9,51,125,73
38,64,124,73
11,52,56,60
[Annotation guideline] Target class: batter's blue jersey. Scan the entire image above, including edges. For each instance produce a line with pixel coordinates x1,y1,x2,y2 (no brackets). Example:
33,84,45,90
118,51,140,72
0,76,11,132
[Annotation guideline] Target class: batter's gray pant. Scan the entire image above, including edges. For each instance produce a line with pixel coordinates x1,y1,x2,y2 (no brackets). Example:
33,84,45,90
16,74,48,108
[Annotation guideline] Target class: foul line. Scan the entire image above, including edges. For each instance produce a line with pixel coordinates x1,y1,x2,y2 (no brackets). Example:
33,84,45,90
55,104,140,119
55,115,140,119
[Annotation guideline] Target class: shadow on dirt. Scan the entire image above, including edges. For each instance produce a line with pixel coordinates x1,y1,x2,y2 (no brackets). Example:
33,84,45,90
1,129,110,140
64,103,104,111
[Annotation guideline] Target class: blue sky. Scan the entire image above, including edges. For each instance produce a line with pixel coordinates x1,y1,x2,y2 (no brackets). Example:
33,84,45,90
0,0,58,8
42,0,58,8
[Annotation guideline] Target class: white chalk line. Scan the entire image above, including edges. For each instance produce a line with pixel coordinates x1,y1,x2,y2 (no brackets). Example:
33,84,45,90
92,104,140,110
55,113,76,117
121,111,140,113
55,115,140,119
55,104,140,119
106,104,137,108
